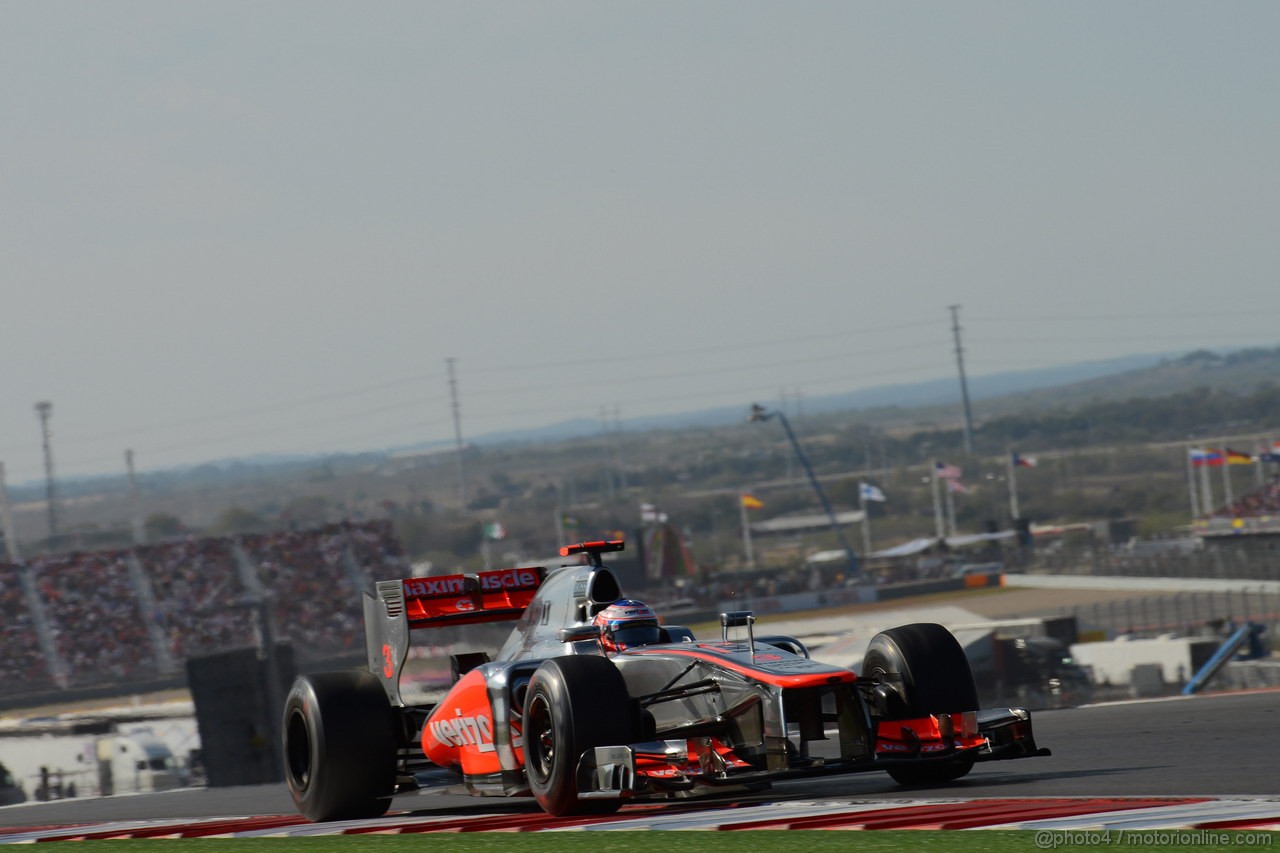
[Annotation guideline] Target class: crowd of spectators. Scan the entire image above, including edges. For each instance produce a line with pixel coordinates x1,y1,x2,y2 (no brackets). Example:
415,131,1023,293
676,565,823,608
30,550,157,686
0,563,57,690
0,520,408,696
342,518,409,583
240,526,365,657
1212,478,1280,519
137,537,257,660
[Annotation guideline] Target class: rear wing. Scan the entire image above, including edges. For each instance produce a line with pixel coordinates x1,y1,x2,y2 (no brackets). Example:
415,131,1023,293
363,566,546,705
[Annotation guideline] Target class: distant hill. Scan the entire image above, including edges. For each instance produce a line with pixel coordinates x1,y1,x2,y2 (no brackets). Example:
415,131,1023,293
13,345,1278,498
464,351,1180,445
980,347,1280,414
467,346,1280,445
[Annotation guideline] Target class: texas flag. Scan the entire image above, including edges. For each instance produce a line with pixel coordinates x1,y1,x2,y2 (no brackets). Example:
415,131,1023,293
1012,452,1038,468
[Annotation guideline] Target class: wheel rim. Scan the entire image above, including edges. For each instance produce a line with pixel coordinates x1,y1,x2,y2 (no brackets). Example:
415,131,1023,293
526,693,555,782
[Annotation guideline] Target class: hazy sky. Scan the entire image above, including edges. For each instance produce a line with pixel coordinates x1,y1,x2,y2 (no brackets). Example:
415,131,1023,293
3,2,1279,484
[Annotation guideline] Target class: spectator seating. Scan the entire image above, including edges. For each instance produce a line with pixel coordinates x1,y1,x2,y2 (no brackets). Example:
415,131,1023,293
0,520,410,697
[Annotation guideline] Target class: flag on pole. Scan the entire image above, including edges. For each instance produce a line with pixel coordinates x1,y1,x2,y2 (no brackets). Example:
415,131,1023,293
1190,448,1224,467
560,513,579,529
740,493,764,510
945,479,971,494
859,483,886,502
934,461,962,479
1012,452,1038,468
483,522,506,541
1225,448,1255,465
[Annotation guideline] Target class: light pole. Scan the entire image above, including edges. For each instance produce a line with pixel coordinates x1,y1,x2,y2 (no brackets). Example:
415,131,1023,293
748,404,859,577
35,401,58,542
948,305,975,454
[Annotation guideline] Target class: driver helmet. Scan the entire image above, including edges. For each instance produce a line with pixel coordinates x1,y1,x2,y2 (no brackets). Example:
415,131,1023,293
593,599,662,653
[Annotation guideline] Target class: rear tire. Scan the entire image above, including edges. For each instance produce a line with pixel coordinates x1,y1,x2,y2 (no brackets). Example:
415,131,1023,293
283,671,398,821
863,623,978,786
523,656,638,816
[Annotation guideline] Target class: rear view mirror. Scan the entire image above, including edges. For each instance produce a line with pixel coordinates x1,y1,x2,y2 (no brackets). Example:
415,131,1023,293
558,625,603,643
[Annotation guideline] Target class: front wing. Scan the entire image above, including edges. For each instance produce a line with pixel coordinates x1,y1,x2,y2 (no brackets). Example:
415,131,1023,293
577,708,1049,800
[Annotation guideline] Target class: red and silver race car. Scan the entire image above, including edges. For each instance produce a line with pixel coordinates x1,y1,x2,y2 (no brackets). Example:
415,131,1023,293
282,540,1049,821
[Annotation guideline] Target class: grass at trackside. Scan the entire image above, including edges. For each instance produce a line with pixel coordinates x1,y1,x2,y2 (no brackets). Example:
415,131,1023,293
29,832,1279,852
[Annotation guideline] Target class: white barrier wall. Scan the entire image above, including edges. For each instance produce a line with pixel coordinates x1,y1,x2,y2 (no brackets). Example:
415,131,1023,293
1070,636,1219,685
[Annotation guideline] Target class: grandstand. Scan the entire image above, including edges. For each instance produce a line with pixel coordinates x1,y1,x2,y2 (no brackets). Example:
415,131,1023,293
1194,478,1280,538
0,520,407,704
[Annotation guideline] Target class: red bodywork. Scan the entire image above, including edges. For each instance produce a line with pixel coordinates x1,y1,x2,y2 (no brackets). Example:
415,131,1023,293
402,567,544,628
874,712,987,756
421,669,514,777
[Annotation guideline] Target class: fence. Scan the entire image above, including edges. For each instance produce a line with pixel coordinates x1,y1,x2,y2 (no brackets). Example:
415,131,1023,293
1037,544,1280,583
1040,588,1280,646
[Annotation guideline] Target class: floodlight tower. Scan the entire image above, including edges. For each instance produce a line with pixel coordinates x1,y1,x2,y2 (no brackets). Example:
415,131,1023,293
949,305,975,454
35,401,58,541
446,358,468,507
748,403,859,577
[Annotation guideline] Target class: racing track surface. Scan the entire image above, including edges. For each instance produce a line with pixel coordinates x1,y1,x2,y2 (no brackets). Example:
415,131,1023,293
2,690,1277,833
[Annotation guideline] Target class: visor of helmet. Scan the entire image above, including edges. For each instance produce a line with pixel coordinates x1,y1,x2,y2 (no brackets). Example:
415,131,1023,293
606,619,662,649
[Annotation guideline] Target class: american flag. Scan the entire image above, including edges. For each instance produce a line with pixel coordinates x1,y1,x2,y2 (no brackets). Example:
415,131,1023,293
934,461,962,479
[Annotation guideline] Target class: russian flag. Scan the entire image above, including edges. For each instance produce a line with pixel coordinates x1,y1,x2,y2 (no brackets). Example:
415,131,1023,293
1190,448,1224,467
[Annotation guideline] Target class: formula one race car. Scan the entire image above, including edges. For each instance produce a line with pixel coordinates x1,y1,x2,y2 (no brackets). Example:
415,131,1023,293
282,540,1049,821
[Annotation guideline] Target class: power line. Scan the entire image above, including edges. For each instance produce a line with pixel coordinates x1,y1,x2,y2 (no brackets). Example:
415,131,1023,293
463,338,948,400
9,315,1269,458
1,324,947,457
463,360,953,425
464,319,943,375
56,374,452,444
974,334,1280,345
9,308,1276,479
974,310,1280,323
7,358,954,481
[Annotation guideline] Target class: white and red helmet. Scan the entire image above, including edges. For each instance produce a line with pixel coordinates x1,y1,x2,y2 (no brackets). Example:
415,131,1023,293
592,599,661,653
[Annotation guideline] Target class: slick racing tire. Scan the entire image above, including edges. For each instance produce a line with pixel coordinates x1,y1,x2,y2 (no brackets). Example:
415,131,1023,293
283,670,398,822
523,655,638,816
863,623,979,787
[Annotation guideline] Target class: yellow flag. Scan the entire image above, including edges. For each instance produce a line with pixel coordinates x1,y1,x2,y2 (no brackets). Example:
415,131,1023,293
741,493,764,510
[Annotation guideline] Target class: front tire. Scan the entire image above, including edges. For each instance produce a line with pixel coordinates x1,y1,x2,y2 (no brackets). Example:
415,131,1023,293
523,656,638,816
283,671,398,821
863,623,979,786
